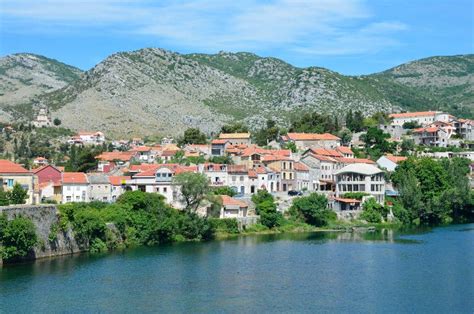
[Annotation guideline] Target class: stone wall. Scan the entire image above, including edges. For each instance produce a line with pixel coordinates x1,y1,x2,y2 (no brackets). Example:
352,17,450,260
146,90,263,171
0,205,83,263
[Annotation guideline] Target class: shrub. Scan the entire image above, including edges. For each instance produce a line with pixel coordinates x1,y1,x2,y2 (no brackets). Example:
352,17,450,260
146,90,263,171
289,193,335,227
210,218,239,234
0,216,38,260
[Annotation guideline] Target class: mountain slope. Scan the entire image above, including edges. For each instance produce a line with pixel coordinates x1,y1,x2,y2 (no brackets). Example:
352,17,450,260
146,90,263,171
0,50,472,137
50,49,392,137
366,54,474,117
0,53,83,121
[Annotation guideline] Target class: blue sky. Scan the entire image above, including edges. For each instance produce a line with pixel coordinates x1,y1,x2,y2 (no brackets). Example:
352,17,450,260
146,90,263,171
0,0,472,75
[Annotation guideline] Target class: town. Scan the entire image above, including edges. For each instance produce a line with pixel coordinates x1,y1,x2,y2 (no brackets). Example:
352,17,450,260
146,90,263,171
1,109,473,225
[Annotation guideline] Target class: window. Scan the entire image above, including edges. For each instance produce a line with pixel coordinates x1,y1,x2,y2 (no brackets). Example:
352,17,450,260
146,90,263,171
240,176,244,181
163,187,167,193
7,179,13,188
66,196,71,202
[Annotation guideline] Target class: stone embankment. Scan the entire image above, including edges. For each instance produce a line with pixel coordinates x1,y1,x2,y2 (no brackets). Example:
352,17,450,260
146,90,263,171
0,205,82,263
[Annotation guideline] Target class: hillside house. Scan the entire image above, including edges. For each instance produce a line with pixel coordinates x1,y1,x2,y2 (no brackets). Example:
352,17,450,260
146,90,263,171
218,133,252,146
281,133,341,150
62,172,89,203
0,160,39,205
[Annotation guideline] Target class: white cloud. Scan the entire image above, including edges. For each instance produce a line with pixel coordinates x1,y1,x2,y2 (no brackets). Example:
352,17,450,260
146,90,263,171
0,0,407,55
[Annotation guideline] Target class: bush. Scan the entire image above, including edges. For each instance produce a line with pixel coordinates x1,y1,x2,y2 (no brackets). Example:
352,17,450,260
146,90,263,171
210,218,239,234
289,193,335,227
360,209,382,223
0,216,38,261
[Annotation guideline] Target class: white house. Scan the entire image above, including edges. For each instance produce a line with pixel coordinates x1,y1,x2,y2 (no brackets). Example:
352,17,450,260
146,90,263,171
389,111,449,127
62,172,89,203
333,164,385,211
376,155,407,172
88,174,112,202
218,195,248,218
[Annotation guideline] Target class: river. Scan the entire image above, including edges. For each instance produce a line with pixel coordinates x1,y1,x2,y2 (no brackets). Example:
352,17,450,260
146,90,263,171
1,224,473,313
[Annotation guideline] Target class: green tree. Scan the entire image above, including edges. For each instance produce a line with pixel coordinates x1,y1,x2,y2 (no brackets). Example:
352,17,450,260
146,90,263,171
289,193,334,226
251,189,274,205
0,187,10,206
400,138,415,156
256,199,282,228
173,172,210,212
212,186,236,197
53,118,62,126
0,216,38,261
9,183,28,205
220,122,249,134
178,128,207,146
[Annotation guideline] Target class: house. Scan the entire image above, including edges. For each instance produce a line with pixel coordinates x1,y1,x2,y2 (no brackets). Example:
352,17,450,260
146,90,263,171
33,157,49,167
130,146,154,163
38,181,62,204
281,133,341,150
412,124,454,147
261,156,295,192
211,139,229,156
88,174,112,202
218,133,252,146
252,165,280,193
333,164,385,211
199,163,229,187
218,195,248,218
109,176,130,202
127,164,197,207
69,131,105,145
377,154,407,172
0,160,39,205
389,111,450,127
454,119,474,141
95,151,137,172
33,165,63,203
62,172,89,203
294,162,310,191
227,165,251,195
379,124,407,140
32,107,52,128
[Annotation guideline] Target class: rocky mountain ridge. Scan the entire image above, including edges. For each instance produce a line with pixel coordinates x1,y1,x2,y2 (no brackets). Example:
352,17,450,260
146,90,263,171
1,49,472,137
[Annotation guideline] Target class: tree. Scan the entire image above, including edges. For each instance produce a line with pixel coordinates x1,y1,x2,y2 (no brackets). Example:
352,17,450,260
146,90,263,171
0,216,38,261
0,187,10,206
9,183,28,205
212,186,236,197
360,127,393,159
338,129,352,146
220,122,249,134
178,128,207,146
53,118,62,126
254,119,281,146
290,112,340,134
400,139,415,156
360,198,387,223
173,172,210,212
289,193,334,226
256,199,282,228
251,189,274,205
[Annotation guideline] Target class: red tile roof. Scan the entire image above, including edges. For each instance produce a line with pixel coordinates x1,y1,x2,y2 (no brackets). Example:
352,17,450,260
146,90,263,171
109,176,130,186
219,133,251,139
62,172,88,184
0,160,30,174
221,195,248,207
286,133,340,141
294,162,309,171
211,139,228,144
334,197,361,203
336,146,354,155
96,151,136,162
389,111,437,119
385,154,407,164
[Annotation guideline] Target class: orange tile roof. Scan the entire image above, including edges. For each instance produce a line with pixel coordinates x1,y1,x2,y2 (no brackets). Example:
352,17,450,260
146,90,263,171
219,133,251,139
33,164,62,174
306,154,337,162
310,148,343,157
220,195,248,207
0,160,30,174
128,164,161,173
211,139,228,144
334,197,361,203
294,162,309,171
389,111,437,119
109,176,130,186
248,169,258,178
62,172,88,184
385,154,407,164
336,157,375,164
286,133,340,141
336,146,354,155
96,151,136,162
130,146,152,152
227,165,248,173
413,127,440,133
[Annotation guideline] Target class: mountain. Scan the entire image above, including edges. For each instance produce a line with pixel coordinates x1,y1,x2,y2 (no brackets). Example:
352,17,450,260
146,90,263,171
0,53,83,121
0,49,472,137
40,48,393,137
365,55,474,117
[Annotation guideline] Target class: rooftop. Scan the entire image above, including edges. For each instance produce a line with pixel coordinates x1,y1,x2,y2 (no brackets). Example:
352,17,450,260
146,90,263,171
334,163,383,176
0,160,30,174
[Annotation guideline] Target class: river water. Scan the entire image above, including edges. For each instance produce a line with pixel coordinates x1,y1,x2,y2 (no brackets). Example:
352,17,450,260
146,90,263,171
1,224,473,313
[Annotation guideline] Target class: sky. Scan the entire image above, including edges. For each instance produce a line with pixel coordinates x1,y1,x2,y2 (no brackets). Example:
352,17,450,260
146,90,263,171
0,0,472,75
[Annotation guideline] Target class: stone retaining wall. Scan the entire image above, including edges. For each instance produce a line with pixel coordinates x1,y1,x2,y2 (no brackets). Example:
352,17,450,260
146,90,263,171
0,205,83,263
